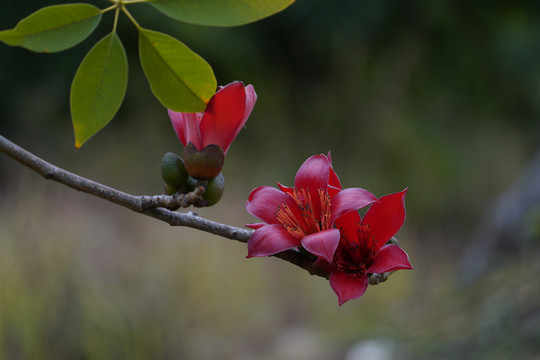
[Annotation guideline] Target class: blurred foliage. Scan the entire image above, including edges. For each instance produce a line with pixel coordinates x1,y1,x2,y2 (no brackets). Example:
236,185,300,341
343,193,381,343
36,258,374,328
1,0,540,358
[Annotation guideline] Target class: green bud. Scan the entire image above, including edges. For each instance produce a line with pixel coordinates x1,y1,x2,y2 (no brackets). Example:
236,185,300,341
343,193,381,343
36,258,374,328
161,152,188,189
182,142,225,180
164,184,177,195
202,172,225,206
180,176,198,193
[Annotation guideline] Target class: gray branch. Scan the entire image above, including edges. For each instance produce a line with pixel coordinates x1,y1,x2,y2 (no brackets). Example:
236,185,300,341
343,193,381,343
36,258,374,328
0,134,394,283
0,135,253,242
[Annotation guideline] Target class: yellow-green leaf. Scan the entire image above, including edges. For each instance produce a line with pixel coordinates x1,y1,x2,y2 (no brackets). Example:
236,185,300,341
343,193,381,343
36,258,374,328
138,28,216,112
0,3,102,53
150,0,294,26
71,33,128,149
0,30,23,46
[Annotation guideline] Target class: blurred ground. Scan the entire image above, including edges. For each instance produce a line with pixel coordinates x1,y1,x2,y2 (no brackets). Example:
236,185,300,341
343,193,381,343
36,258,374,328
1,0,540,359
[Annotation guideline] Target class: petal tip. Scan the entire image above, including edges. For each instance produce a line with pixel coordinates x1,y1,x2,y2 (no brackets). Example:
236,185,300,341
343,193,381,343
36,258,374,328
301,229,340,264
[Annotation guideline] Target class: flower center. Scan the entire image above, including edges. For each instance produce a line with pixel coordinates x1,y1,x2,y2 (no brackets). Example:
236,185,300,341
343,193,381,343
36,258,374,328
334,223,377,276
275,187,332,240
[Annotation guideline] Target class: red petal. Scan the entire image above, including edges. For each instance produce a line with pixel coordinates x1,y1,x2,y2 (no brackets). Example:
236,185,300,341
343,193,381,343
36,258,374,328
168,110,202,148
246,186,295,225
327,151,342,190
329,271,369,306
362,189,407,250
294,154,331,219
334,210,361,245
334,210,361,228
367,244,413,274
245,223,265,230
199,81,247,154
313,258,335,274
294,154,330,191
276,182,294,195
330,188,378,223
228,84,256,150
301,228,340,263
247,224,300,257
327,185,341,198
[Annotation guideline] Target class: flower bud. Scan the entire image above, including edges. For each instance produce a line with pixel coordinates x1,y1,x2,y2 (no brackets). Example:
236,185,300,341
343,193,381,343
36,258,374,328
181,176,199,193
182,142,225,180
164,184,177,195
160,152,188,189
202,172,225,206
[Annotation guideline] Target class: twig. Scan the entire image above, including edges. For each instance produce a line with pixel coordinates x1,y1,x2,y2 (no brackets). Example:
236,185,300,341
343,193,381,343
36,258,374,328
0,135,252,242
140,187,206,210
0,134,395,283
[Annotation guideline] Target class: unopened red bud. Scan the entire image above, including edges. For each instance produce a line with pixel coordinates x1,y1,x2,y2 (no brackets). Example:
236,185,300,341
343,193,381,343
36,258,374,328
182,142,225,180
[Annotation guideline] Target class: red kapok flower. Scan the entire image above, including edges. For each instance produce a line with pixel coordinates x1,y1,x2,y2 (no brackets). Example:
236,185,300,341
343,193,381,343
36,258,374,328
315,189,413,305
168,81,257,179
245,154,377,263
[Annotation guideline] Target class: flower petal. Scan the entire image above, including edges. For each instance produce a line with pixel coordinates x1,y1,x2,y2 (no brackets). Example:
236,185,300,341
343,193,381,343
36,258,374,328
334,210,361,229
246,186,295,225
362,189,407,250
167,110,202,149
301,228,340,263
367,244,413,274
294,154,330,191
334,210,361,249
247,224,300,257
245,223,265,230
327,185,341,198
199,81,248,154
219,84,256,154
330,187,378,223
276,182,294,196
313,258,334,274
232,84,256,145
329,271,369,306
327,151,342,190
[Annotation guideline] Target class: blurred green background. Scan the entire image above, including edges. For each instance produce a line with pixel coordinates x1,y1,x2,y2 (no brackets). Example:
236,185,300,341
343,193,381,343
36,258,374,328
1,0,540,359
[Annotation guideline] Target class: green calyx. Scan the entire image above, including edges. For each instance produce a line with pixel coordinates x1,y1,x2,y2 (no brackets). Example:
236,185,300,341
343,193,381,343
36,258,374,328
201,172,225,206
160,152,189,189
160,151,225,207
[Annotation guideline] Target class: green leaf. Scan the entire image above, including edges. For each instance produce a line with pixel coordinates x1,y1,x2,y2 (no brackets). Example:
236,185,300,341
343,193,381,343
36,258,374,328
138,28,216,112
0,3,102,53
71,33,128,149
149,0,295,27
0,30,23,46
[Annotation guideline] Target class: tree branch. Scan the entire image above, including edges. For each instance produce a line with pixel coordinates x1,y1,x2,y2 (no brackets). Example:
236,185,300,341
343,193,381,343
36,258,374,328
0,135,253,242
0,134,394,283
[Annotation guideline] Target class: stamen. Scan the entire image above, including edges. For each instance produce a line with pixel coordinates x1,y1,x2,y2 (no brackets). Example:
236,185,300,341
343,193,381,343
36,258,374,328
275,203,305,239
357,223,377,264
318,188,332,230
275,186,332,239
333,222,377,277
334,233,367,276
300,188,320,233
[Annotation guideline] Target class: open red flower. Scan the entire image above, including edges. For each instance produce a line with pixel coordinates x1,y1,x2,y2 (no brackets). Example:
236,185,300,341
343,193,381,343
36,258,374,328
315,189,413,305
246,154,377,263
168,81,256,179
